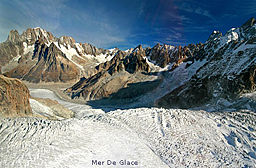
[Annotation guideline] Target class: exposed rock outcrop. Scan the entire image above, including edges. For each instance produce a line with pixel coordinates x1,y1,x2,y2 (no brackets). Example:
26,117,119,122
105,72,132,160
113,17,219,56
7,30,21,43
147,43,204,68
0,75,32,117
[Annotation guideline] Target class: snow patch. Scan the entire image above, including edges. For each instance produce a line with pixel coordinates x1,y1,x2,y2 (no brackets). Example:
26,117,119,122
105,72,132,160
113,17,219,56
53,42,84,71
12,55,21,62
23,42,34,55
108,48,116,53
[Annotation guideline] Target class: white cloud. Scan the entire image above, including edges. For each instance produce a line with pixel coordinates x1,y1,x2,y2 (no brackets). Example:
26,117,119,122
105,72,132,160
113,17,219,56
178,2,216,22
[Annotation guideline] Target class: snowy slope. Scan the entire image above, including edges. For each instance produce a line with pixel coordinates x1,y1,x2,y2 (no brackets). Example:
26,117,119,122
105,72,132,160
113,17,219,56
1,89,255,167
126,59,208,107
0,117,168,168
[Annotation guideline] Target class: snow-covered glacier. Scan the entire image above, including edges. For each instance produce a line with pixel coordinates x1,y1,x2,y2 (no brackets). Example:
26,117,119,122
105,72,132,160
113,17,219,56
0,89,255,168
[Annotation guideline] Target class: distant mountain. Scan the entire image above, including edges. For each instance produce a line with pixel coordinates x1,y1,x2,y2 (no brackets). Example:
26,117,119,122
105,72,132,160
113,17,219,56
0,27,118,82
156,17,256,109
0,26,204,84
64,46,154,101
64,42,205,101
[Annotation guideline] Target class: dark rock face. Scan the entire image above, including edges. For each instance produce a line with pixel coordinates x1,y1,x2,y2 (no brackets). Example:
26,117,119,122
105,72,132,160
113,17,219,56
0,75,32,117
148,43,172,67
96,51,127,73
123,51,150,73
82,43,107,56
0,41,23,70
156,17,256,109
147,43,204,68
122,45,150,74
241,17,256,30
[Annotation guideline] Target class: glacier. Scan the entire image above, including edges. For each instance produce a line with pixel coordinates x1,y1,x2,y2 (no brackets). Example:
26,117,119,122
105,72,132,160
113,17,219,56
0,89,255,167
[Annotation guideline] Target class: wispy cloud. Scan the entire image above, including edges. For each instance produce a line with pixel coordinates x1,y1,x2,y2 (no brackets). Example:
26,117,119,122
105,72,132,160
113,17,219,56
0,0,67,41
231,0,256,16
0,0,131,48
178,2,216,23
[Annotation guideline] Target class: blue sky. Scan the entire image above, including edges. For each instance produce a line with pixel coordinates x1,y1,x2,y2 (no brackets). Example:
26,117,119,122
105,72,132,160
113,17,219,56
0,0,255,50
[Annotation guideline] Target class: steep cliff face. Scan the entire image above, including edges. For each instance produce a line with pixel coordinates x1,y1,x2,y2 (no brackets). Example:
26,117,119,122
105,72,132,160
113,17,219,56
156,18,256,109
146,43,204,68
0,75,32,117
0,41,24,73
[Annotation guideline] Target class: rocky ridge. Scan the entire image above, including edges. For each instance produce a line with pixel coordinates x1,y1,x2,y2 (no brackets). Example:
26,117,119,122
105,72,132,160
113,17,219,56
156,17,256,109
0,27,118,82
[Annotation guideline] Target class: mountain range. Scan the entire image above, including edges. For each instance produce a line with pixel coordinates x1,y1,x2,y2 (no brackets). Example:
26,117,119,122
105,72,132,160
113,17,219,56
0,17,256,109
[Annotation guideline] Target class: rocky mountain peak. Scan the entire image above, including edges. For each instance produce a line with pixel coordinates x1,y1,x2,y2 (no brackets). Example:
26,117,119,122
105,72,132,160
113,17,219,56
156,17,256,109
123,50,150,74
241,17,256,30
20,27,55,45
153,43,161,49
7,30,20,43
207,31,222,42
19,40,80,83
147,43,175,68
81,42,107,56
132,44,143,52
58,36,76,47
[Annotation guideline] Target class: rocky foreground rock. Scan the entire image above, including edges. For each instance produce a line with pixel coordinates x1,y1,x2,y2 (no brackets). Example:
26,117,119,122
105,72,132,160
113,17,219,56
0,75,32,117
0,75,74,119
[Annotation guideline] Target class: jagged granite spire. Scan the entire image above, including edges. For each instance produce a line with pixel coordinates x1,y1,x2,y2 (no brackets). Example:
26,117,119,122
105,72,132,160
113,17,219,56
241,17,256,30
7,30,20,43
